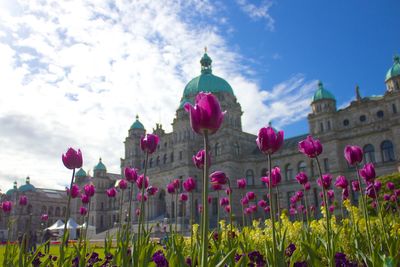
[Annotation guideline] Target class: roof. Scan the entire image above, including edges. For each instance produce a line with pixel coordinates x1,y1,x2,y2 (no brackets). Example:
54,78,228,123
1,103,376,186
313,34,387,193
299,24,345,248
385,55,400,82
94,158,107,172
130,115,145,130
18,177,36,192
179,52,234,108
75,168,87,178
312,81,335,102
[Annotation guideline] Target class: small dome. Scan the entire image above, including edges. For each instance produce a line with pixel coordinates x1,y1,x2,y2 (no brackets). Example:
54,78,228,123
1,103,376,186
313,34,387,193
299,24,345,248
6,181,18,195
130,115,145,130
385,55,400,82
19,177,36,192
312,81,336,102
75,168,87,178
179,52,234,108
94,158,107,172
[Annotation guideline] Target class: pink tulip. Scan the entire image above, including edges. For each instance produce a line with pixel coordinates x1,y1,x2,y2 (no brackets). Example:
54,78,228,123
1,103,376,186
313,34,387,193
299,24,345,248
264,206,271,213
237,178,247,189
366,183,379,199
125,167,138,183
317,174,332,189
106,187,117,198
212,184,223,191
386,182,395,191
118,179,128,190
371,201,377,209
210,171,228,185
295,190,304,199
62,147,83,170
136,208,140,216
298,135,322,158
83,183,95,197
225,188,232,195
80,206,88,216
41,214,49,221
335,176,349,189
183,177,196,192
359,163,376,183
390,195,397,202
258,199,267,208
289,207,297,215
244,208,252,215
192,149,211,169
290,195,298,204
250,204,257,212
256,126,284,155
220,197,229,206
344,145,363,166
167,183,176,194
304,182,311,191
137,192,148,202
329,205,335,213
81,194,90,204
136,175,149,189
240,197,249,206
179,193,188,202
19,195,28,206
342,188,349,200
2,201,12,213
184,92,225,135
140,134,159,154
67,184,80,198
327,190,335,200
224,205,231,213
261,167,281,188
246,191,255,201
352,180,360,191
147,186,159,196
295,172,308,185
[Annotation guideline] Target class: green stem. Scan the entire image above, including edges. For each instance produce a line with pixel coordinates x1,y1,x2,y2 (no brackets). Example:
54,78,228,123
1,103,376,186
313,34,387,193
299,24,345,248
372,186,390,252
267,154,277,267
217,191,220,231
200,131,209,267
138,152,149,247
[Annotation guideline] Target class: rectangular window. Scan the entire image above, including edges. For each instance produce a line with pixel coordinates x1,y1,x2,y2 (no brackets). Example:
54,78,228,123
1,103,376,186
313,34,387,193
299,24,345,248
323,158,330,172
170,152,174,162
393,104,397,114
320,122,324,132
327,121,331,130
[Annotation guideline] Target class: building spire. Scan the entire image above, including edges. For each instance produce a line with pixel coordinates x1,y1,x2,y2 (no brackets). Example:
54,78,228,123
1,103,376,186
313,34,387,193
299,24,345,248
200,49,212,74
355,85,362,101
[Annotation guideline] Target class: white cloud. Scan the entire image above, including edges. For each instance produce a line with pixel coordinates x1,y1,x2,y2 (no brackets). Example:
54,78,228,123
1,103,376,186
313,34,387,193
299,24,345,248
0,0,314,192
236,0,275,31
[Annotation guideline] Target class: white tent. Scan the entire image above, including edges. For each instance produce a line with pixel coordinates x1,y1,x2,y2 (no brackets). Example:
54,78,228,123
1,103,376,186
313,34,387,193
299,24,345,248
79,222,96,239
46,219,64,230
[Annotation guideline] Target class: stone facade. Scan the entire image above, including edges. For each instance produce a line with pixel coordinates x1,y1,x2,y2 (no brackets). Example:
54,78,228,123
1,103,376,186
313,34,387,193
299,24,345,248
2,53,399,235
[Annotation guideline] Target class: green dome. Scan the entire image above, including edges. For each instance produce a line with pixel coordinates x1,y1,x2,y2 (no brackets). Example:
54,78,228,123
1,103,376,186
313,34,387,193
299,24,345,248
94,158,107,172
75,168,87,178
6,181,18,195
179,52,234,108
19,177,35,192
130,115,145,130
312,81,336,102
385,55,400,82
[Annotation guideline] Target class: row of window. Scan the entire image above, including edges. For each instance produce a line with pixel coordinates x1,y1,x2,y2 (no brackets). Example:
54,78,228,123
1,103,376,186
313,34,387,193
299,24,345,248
360,140,395,164
41,205,67,217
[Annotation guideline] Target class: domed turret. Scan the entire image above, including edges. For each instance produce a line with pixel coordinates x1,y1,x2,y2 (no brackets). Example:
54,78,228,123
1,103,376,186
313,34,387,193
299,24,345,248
312,81,336,102
93,158,107,177
130,115,145,130
179,50,234,108
75,168,87,179
385,55,400,92
310,81,336,115
18,176,36,193
6,181,18,196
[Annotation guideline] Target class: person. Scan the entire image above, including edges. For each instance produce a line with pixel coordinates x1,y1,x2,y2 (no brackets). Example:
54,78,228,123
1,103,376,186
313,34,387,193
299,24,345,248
42,230,51,253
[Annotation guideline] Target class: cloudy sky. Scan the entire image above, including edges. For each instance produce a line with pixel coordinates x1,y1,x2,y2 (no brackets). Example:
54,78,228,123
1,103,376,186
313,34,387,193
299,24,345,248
0,0,399,191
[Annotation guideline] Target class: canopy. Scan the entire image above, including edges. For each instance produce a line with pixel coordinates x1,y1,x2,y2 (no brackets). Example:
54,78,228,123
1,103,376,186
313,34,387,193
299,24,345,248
46,219,64,230
79,222,96,230
66,218,79,229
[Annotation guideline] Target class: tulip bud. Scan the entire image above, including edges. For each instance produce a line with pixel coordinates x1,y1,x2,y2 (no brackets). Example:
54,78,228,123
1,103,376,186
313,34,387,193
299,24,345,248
83,183,95,197
258,199,267,208
140,134,159,154
351,180,360,191
19,195,28,206
81,194,90,204
219,197,229,206
41,214,49,221
62,148,83,170
136,175,149,190
118,179,128,190
167,183,176,194
125,167,138,183
386,182,395,191
137,192,148,202
192,149,211,169
256,126,284,155
183,177,196,192
335,176,349,189
298,135,323,158
295,172,308,185
237,178,246,189
317,174,332,189
80,206,88,216
106,187,117,198
147,186,159,196
210,171,228,186
2,201,12,213
179,193,188,202
359,163,376,183
344,145,363,166
246,191,255,200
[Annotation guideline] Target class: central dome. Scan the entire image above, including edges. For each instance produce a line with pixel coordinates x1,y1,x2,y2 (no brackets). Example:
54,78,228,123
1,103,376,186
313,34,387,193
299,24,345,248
179,52,234,108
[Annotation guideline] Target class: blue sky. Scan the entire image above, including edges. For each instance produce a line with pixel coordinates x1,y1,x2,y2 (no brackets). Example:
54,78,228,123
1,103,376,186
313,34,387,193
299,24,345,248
0,0,398,190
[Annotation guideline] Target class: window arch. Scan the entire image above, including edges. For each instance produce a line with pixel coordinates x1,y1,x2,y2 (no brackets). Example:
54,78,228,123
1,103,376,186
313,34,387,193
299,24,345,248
215,143,221,156
363,144,375,163
55,207,60,217
381,140,395,162
246,169,255,186
48,207,53,216
298,161,307,173
234,142,240,156
285,164,293,180
163,154,167,164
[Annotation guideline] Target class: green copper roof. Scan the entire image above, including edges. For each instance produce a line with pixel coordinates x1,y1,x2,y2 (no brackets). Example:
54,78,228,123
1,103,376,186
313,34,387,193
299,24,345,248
19,177,35,192
130,115,145,130
75,168,87,178
312,81,336,102
6,181,18,195
385,55,400,81
179,52,234,107
94,158,107,172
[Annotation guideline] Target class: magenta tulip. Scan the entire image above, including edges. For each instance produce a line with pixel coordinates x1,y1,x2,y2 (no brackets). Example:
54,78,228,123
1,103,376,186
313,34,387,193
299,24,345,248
192,149,211,169
258,199,267,208
225,188,232,195
208,196,212,204
80,206,88,216
304,182,311,191
264,206,271,213
125,167,138,183
136,208,140,216
83,183,95,197
81,194,90,204
256,126,284,155
366,183,379,199
295,172,308,185
290,196,298,204
298,135,323,158
167,183,176,194
220,197,229,206
41,214,49,221
289,207,297,216
179,193,188,202
172,179,180,189
106,187,117,198
240,197,249,206
136,175,149,189
184,92,225,135
224,205,231,213
147,186,159,196
140,134,159,154
374,180,382,192
2,201,12,213
342,188,349,200
329,205,335,213
384,194,391,201
261,167,281,188
212,184,223,191
210,171,228,185
19,195,28,206
67,184,80,198
246,191,255,201
327,190,335,200
237,178,247,189
317,174,332,189
352,180,360,191
250,204,257,212
344,145,363,166
387,182,395,191
295,190,304,199
62,147,83,169
183,177,196,192
118,179,128,190
335,176,349,189
137,192,148,202
359,163,376,183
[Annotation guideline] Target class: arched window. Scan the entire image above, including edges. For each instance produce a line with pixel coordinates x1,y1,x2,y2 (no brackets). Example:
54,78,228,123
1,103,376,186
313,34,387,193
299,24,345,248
149,158,153,168
298,161,307,173
55,207,60,217
234,142,240,156
285,164,293,180
246,169,255,186
156,156,160,166
170,152,174,163
163,154,167,164
381,140,395,162
62,207,66,216
363,144,375,163
48,207,53,216
215,143,221,156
